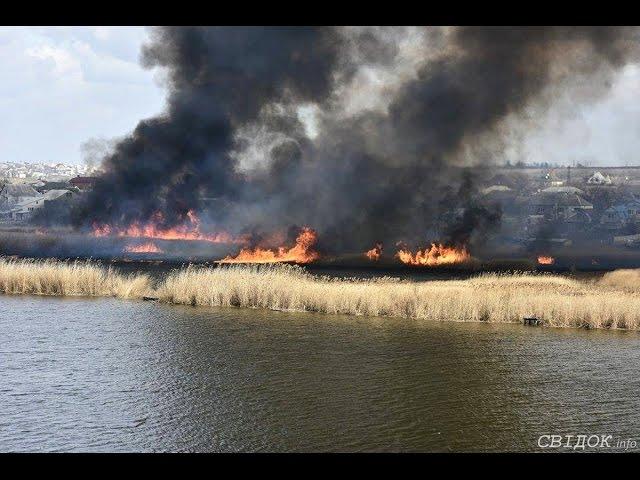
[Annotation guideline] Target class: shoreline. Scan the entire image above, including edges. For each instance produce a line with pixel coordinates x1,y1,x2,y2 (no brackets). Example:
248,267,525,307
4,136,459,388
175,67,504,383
1,257,640,331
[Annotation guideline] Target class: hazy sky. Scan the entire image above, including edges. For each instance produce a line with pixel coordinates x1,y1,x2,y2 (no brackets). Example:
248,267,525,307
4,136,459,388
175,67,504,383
0,26,165,165
1,26,639,167
517,63,640,168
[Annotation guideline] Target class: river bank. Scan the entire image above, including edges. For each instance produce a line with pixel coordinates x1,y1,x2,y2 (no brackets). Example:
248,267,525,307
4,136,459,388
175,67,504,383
1,258,640,330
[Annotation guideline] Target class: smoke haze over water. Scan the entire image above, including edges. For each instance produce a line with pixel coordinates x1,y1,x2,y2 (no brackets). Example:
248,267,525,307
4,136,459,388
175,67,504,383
73,26,640,253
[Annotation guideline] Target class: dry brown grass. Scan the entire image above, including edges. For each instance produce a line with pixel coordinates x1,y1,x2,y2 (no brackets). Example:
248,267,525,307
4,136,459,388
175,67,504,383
0,258,150,299
3,258,640,330
157,264,640,330
598,269,640,293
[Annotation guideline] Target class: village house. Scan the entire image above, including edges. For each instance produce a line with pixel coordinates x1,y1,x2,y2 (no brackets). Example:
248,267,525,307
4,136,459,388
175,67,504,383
600,199,640,230
0,183,42,209
69,176,97,191
540,185,585,195
481,185,521,215
587,171,612,185
527,191,593,221
9,189,75,222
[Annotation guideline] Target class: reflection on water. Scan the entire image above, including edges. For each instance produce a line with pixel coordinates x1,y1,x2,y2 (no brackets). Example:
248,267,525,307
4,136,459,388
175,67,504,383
1,296,639,452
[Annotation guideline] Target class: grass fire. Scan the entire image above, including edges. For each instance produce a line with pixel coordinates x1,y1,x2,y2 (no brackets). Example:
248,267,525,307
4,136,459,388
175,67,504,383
7,26,640,455
395,244,471,267
537,255,555,265
3,27,640,320
92,210,246,245
218,227,320,264
365,244,383,261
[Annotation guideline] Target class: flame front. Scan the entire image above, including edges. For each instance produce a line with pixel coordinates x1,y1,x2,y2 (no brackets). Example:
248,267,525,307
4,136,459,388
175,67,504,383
537,255,555,265
365,243,383,261
92,210,246,244
396,243,470,266
124,242,163,253
218,227,320,264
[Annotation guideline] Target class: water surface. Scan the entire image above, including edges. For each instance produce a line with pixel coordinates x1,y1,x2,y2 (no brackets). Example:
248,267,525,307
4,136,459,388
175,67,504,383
1,296,639,452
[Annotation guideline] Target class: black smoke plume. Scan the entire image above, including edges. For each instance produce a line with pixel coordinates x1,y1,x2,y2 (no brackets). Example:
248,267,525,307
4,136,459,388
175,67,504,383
73,27,345,229
74,26,639,254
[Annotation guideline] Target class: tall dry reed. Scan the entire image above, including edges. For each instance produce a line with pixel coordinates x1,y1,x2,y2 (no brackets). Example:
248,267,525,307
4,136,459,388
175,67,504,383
0,258,150,298
2,258,640,330
598,269,640,293
156,264,640,330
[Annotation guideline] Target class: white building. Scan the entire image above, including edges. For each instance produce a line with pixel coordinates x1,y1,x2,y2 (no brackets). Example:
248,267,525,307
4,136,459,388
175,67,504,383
0,183,42,210
9,189,75,221
587,171,612,185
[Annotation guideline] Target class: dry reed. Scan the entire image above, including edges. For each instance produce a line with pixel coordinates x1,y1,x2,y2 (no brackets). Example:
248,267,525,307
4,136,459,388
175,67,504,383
0,258,150,299
157,264,640,330
2,258,640,330
598,269,640,293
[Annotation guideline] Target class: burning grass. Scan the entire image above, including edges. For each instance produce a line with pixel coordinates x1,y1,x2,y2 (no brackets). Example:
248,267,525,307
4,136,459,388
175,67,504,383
537,255,555,265
218,227,320,264
3,258,640,330
365,243,383,261
396,243,471,266
92,210,246,245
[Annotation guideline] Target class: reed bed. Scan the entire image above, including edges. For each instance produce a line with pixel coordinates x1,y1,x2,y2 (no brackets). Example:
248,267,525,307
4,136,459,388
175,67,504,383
2,258,640,330
0,258,150,298
157,263,640,330
599,268,640,293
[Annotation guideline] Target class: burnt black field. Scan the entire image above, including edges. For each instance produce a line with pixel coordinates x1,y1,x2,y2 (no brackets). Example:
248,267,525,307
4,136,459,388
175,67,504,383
2,226,639,283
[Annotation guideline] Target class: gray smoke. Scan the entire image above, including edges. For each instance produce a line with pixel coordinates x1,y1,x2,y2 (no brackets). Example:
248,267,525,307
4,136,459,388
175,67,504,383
74,27,346,230
74,26,640,253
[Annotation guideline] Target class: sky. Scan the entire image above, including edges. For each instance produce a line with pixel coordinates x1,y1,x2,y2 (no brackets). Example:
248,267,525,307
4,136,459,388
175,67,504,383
0,26,639,167
517,63,640,167
0,27,165,165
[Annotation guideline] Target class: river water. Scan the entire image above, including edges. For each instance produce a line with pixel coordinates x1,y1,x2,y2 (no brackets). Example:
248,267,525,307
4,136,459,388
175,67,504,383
1,295,639,452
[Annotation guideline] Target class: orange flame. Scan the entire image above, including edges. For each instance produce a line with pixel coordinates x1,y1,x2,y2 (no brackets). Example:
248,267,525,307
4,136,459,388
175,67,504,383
124,242,163,253
218,227,320,264
92,210,246,244
396,243,471,266
537,255,555,265
365,243,383,261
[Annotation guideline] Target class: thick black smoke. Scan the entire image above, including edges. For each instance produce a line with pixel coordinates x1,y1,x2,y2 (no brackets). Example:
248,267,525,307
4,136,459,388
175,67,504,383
73,27,345,229
75,26,639,253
